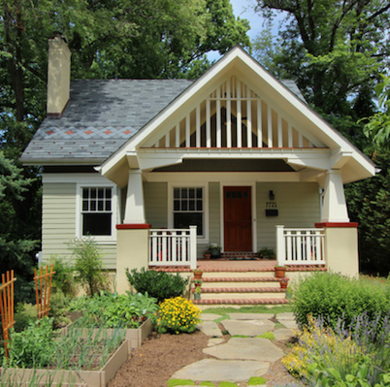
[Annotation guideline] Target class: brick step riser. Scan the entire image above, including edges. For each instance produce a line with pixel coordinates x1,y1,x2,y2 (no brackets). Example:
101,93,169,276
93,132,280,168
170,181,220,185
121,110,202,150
198,293,286,300
193,299,290,306
200,272,277,279
197,282,282,289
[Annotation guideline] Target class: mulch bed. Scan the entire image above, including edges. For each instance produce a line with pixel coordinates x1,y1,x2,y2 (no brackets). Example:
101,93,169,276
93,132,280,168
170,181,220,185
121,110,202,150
108,329,301,387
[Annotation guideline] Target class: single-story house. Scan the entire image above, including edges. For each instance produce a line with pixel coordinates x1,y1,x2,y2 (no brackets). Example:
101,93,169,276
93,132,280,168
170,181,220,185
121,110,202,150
21,37,376,295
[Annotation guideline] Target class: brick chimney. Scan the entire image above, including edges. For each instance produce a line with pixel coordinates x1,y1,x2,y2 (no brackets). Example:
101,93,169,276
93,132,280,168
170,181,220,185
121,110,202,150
47,35,71,117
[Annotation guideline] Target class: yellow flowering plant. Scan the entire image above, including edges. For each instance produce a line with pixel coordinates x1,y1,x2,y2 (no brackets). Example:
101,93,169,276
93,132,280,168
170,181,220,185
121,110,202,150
156,297,201,334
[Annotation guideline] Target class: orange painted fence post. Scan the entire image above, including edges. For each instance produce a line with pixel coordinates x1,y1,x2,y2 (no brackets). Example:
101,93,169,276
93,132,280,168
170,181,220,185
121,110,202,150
34,265,55,319
0,270,16,359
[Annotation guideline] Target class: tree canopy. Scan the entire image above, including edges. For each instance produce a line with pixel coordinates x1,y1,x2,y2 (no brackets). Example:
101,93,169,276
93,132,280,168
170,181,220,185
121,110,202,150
0,0,250,300
254,0,390,274
254,0,389,128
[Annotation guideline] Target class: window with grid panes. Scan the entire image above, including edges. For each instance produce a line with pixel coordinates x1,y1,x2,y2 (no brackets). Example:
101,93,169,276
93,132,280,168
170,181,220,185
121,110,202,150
173,188,203,236
82,188,112,236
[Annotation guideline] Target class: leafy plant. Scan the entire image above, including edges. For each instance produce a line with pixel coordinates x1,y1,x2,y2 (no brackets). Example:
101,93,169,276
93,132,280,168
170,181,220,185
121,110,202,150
48,255,78,297
68,237,109,296
7,317,57,368
71,291,158,328
156,297,201,334
13,303,37,333
257,247,276,259
126,267,189,303
48,291,72,329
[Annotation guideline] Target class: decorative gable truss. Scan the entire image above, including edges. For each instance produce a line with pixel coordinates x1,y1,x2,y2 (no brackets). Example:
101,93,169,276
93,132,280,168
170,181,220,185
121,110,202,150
143,76,324,150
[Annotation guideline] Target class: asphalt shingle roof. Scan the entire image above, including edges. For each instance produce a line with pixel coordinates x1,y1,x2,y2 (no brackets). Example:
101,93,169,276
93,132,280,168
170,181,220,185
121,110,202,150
20,78,306,164
21,79,193,164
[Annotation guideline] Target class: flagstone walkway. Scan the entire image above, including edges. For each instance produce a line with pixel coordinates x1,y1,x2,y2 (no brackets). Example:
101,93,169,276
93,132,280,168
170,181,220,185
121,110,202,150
171,312,298,386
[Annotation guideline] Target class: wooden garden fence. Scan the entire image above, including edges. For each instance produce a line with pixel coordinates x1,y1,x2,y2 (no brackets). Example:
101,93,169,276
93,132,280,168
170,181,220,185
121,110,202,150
0,270,16,359
34,265,55,319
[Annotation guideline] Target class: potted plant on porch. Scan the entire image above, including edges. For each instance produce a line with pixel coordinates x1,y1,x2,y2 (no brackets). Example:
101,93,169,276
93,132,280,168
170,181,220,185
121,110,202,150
209,243,221,258
274,265,286,278
193,268,203,280
203,248,211,259
193,285,201,301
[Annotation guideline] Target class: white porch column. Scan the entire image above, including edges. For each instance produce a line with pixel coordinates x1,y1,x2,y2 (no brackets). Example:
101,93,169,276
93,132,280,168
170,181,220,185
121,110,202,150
276,225,285,266
321,169,349,223
124,169,146,224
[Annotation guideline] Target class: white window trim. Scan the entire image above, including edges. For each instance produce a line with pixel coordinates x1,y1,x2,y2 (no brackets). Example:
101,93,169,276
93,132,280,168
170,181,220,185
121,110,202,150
167,182,209,243
76,183,118,243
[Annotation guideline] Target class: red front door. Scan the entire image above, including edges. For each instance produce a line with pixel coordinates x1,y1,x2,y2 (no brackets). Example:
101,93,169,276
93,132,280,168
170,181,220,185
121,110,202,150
223,186,252,251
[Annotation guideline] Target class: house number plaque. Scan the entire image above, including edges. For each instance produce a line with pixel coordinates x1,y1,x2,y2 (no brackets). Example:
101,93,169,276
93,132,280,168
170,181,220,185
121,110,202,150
265,201,278,217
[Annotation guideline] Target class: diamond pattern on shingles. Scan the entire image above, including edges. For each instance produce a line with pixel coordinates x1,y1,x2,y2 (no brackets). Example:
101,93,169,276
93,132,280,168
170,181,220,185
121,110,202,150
66,130,74,135
46,130,55,135
123,129,132,134
104,130,112,135
85,130,93,135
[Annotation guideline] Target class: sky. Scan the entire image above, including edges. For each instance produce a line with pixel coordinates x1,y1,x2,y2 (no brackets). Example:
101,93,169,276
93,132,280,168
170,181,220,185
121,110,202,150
207,0,285,61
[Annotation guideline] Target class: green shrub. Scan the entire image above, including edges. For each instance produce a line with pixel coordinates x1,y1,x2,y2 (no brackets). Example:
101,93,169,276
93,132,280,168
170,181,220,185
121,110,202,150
68,237,109,296
156,297,201,334
292,272,390,329
48,255,78,297
7,317,57,368
48,291,72,329
13,303,37,332
126,267,189,303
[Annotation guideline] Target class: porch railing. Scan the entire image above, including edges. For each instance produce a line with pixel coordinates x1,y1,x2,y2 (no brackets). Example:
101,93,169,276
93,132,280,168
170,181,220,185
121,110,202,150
149,226,197,269
276,225,326,266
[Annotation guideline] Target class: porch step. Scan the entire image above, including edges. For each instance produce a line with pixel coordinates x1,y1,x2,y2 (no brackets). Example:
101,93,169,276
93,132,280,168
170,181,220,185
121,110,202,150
191,270,289,306
193,298,290,306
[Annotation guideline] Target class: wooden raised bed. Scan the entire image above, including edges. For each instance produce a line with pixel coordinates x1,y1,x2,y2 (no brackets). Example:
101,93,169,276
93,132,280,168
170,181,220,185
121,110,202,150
61,318,153,351
0,339,128,387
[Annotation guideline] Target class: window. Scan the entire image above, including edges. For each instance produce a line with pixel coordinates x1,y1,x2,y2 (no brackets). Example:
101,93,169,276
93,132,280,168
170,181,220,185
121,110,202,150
82,187,112,236
173,187,203,236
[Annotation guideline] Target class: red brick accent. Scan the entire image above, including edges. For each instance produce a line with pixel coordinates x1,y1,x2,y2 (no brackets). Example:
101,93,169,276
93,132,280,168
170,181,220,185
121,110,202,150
193,298,290,305
116,224,152,229
315,222,359,228
198,287,285,293
200,276,280,283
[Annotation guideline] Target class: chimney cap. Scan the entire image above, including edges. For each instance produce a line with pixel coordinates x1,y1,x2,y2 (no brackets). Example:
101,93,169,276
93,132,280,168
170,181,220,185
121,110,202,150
51,31,68,44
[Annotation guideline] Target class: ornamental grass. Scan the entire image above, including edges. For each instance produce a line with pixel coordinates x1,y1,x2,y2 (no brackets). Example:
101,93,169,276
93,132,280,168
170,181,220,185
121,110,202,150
156,297,201,334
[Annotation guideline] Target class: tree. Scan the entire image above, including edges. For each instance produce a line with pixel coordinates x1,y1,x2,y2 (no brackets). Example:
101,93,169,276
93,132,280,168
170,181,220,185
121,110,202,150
253,0,389,124
0,0,250,301
253,0,390,274
363,75,390,149
0,150,38,302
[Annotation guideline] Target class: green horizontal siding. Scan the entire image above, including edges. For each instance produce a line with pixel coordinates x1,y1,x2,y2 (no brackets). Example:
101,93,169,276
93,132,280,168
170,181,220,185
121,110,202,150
256,182,320,252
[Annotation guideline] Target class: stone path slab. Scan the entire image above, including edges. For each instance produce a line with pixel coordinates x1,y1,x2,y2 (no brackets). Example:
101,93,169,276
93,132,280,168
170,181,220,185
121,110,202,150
279,320,298,330
208,338,225,346
197,321,223,337
203,337,284,362
201,313,222,321
221,319,275,336
227,313,275,320
276,312,295,320
273,328,294,341
171,359,269,382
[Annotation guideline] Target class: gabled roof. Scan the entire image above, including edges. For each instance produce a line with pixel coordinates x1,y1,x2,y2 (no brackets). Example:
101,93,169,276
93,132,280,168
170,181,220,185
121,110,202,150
21,71,306,165
99,46,375,184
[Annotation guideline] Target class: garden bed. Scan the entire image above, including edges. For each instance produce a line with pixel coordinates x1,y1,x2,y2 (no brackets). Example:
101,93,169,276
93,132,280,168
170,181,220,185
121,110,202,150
61,318,153,351
0,339,129,387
